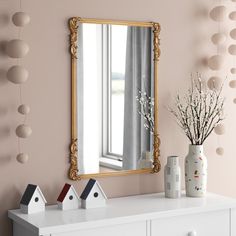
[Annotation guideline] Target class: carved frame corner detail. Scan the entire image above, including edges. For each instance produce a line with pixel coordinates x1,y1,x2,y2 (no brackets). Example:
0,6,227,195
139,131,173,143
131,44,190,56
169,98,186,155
69,138,81,180
69,17,81,59
152,22,161,62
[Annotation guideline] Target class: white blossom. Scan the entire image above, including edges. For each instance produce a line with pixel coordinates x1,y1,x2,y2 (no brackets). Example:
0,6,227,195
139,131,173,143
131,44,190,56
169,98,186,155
137,90,154,133
168,74,225,145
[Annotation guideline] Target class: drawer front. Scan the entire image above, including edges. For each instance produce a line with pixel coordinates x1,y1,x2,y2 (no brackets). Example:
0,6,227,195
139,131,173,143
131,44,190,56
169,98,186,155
151,210,230,236
52,221,147,236
231,208,236,236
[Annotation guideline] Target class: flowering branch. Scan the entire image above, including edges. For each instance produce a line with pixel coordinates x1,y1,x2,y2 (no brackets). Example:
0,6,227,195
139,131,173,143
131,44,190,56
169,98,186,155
168,74,225,145
136,91,154,133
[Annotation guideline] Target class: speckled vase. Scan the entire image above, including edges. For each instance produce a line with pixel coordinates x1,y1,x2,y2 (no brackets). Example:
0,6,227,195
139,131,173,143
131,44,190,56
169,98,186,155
185,145,207,197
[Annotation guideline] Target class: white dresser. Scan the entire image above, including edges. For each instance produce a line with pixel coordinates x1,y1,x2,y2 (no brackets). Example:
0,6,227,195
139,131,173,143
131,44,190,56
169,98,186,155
8,192,236,236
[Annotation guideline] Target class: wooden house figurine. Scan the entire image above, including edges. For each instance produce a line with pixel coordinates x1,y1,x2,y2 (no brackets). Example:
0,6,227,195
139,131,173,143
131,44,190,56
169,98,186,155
20,184,47,214
57,183,80,210
80,179,107,209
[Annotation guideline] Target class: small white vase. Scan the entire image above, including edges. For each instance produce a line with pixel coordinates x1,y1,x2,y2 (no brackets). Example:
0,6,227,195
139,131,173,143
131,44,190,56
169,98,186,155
185,145,207,197
138,151,153,169
164,156,181,198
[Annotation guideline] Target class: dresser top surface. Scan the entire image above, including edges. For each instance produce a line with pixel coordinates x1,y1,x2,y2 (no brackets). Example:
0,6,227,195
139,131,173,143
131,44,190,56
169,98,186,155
8,192,236,235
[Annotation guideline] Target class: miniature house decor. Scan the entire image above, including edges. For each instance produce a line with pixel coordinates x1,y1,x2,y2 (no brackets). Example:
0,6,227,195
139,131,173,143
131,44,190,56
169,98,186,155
80,179,107,209
20,184,47,214
57,183,80,210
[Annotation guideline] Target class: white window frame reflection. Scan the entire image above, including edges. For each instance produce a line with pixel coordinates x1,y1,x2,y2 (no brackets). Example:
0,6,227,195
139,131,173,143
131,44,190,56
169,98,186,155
100,25,127,168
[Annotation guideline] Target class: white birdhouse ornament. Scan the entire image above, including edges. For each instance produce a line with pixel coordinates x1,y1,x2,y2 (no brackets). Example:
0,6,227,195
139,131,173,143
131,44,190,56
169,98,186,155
20,184,47,214
57,183,80,210
80,179,107,209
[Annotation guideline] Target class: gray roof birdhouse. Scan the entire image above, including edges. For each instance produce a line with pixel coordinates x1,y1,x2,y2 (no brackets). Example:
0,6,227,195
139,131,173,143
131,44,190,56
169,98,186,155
20,184,47,214
80,179,107,209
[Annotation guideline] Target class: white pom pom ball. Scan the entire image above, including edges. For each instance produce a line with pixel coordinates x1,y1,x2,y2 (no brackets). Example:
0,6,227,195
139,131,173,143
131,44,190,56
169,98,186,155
6,39,29,58
16,153,29,163
208,55,224,70
18,104,30,115
7,65,28,84
214,124,225,135
230,29,236,40
216,147,224,156
12,12,30,27
16,124,32,138
229,80,236,88
210,6,227,21
228,45,236,55
231,68,236,74
229,11,236,20
211,33,226,45
207,76,222,90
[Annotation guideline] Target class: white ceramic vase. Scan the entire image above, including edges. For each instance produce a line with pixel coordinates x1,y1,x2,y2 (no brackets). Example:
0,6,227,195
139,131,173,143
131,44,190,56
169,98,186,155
164,156,181,198
138,151,153,169
185,145,207,197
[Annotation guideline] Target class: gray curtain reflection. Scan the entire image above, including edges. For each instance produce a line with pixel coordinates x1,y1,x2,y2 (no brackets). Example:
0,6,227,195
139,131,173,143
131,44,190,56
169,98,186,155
123,26,153,170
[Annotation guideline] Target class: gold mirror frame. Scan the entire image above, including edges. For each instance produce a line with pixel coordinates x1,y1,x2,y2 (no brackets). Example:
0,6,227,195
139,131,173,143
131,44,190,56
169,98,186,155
68,17,161,180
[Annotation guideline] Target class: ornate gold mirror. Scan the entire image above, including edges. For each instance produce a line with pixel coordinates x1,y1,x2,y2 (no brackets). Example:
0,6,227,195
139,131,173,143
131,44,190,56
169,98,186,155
68,17,161,180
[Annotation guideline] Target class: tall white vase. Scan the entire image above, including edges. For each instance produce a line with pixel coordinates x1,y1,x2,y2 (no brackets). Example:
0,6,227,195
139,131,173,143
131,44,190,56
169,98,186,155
164,156,181,198
185,145,207,197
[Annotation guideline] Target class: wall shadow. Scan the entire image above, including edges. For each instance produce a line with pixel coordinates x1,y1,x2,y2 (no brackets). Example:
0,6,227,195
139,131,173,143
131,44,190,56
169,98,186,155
0,68,7,86
0,186,21,236
0,13,9,29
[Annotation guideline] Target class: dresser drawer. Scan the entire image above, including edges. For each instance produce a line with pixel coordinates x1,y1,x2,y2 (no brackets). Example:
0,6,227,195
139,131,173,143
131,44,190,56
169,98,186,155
231,208,236,236
151,210,230,236
52,221,147,236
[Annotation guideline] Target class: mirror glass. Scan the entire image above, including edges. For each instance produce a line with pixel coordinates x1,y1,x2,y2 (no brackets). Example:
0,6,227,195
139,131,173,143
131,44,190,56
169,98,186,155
77,23,154,174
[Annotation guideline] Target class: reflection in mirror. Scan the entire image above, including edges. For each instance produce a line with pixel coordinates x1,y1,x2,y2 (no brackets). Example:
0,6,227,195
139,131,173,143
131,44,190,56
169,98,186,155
77,23,154,175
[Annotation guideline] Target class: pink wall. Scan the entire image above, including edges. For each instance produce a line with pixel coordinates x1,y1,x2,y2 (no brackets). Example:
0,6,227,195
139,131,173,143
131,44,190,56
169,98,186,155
0,0,235,235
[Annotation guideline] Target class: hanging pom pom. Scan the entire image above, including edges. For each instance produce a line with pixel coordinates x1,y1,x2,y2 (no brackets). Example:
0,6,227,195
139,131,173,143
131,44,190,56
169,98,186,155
7,65,29,84
229,80,236,88
209,6,227,22
214,124,225,135
208,55,224,70
216,147,224,156
6,39,29,58
229,11,236,20
16,124,32,138
207,76,222,90
12,12,30,27
211,33,226,45
16,153,29,163
230,28,236,40
228,44,236,55
18,104,30,115
231,68,236,74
